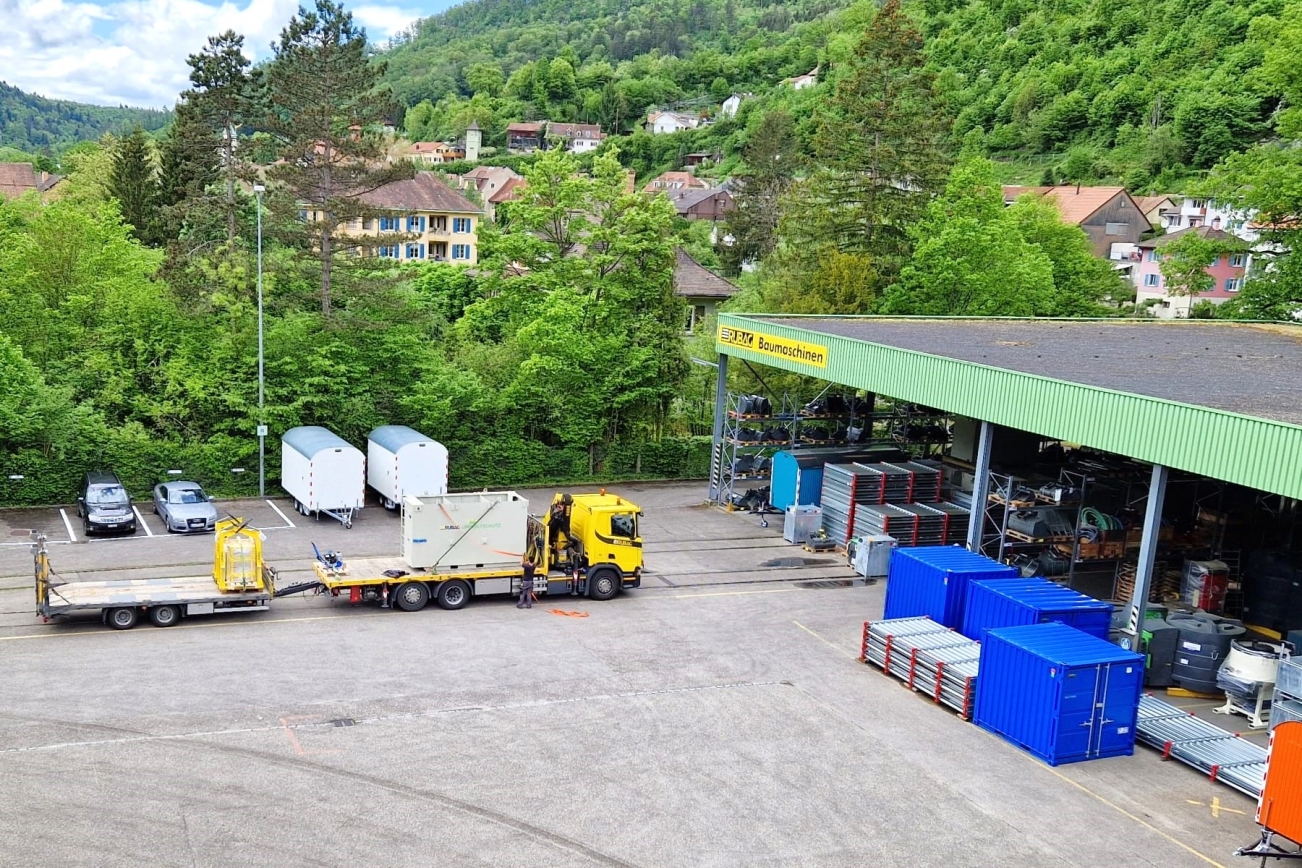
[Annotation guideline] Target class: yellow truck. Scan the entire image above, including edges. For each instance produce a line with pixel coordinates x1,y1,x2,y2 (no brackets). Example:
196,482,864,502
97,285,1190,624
305,490,643,611
34,518,275,630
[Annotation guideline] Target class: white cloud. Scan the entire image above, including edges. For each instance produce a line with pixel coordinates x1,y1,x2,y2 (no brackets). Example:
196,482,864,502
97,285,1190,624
0,0,430,108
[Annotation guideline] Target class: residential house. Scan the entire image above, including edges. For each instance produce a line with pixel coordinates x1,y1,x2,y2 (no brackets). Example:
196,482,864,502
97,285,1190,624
643,171,710,194
507,122,544,153
459,165,522,221
0,162,61,200
644,111,701,135
783,67,819,90
674,248,737,333
720,93,748,118
1133,227,1249,318
546,122,606,153
1134,195,1178,231
316,171,481,264
408,141,465,165
1001,185,1147,259
487,176,528,219
1162,198,1257,241
683,152,721,169
669,187,735,222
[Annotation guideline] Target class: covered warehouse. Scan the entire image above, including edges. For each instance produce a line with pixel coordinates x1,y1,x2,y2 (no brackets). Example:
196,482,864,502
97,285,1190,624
710,315,1302,651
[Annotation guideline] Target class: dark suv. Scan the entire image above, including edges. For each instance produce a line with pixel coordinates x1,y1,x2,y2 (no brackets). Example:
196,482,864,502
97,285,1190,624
77,472,137,535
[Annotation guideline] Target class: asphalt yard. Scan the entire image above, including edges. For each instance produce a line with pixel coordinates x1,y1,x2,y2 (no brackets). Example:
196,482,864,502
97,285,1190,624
0,483,1261,867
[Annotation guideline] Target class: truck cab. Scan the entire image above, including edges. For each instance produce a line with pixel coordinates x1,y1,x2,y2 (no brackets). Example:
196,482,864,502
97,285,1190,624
560,493,643,595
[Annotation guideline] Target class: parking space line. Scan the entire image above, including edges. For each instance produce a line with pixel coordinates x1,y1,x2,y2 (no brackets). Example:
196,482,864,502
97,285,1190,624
267,499,296,528
792,620,856,659
59,509,77,543
133,506,154,537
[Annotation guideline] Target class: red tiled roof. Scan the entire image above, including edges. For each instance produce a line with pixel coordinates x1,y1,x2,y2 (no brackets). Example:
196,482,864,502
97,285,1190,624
507,122,543,135
1001,185,1139,226
643,171,710,193
488,176,527,205
358,172,480,214
547,122,603,139
1134,195,1176,214
674,248,737,299
0,162,39,199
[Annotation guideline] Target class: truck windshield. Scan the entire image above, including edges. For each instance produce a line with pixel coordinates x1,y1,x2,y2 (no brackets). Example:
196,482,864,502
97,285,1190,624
610,513,636,539
87,485,128,505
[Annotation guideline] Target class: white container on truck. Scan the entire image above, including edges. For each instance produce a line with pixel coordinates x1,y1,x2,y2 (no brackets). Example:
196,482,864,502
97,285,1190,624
403,490,528,571
367,425,449,510
281,425,365,528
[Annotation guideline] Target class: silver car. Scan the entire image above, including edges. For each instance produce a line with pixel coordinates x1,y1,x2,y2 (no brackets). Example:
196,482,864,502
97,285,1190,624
152,481,219,533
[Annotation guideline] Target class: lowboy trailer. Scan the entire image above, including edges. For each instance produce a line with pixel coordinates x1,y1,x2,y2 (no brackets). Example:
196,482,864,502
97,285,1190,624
34,518,275,630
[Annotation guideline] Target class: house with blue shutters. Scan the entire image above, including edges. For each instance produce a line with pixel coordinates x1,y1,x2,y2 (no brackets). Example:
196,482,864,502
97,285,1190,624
325,171,482,265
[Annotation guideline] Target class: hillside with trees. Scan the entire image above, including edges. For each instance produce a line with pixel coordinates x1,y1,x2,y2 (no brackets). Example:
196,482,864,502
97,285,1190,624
0,81,169,153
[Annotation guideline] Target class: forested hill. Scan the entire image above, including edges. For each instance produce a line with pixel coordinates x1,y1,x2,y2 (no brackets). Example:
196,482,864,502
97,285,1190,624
0,81,170,153
382,0,1292,189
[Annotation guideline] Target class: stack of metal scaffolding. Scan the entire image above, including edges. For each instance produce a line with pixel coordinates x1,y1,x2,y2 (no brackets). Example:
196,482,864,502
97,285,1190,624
1135,694,1267,798
860,617,981,719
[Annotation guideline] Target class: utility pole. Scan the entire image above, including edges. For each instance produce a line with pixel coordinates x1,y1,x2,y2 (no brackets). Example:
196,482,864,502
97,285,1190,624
254,183,267,497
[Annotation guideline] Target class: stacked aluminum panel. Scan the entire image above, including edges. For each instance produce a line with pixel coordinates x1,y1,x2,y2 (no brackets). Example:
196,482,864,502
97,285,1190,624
818,463,859,543
1135,694,1267,798
859,617,981,719
890,460,943,502
854,503,918,544
927,501,972,545
898,503,948,546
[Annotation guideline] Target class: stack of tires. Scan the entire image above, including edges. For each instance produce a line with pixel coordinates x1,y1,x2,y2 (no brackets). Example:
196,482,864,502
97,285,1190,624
1168,613,1246,694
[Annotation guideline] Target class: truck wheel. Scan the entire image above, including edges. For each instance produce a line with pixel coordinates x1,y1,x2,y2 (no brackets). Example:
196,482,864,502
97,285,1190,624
148,605,181,627
394,582,429,612
437,580,470,610
588,567,620,601
107,607,139,630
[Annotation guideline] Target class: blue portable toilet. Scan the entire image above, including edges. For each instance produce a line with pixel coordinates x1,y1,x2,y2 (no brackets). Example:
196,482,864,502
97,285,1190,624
974,622,1145,766
961,578,1113,642
882,546,1019,629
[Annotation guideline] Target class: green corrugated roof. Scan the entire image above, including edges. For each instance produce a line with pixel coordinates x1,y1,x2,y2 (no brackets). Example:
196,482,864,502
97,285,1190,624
716,314,1302,500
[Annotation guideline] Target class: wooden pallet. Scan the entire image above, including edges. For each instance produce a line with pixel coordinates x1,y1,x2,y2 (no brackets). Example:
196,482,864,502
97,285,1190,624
989,493,1036,508
1113,562,1180,604
1006,529,1073,544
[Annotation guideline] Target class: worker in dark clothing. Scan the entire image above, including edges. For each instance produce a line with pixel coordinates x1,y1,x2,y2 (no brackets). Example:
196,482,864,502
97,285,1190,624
517,557,535,609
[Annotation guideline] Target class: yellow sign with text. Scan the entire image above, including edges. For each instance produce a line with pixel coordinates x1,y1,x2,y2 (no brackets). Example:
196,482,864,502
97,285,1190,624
717,325,828,369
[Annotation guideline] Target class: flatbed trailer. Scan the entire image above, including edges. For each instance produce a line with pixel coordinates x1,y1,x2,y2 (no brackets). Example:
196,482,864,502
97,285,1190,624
302,492,643,611
34,519,275,630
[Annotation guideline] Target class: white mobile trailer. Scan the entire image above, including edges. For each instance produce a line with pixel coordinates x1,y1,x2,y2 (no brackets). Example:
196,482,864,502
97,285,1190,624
403,491,529,571
281,426,366,528
367,425,449,510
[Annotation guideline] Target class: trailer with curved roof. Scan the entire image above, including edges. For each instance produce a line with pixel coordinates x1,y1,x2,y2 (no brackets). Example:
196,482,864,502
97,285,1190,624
281,426,365,528
367,425,449,510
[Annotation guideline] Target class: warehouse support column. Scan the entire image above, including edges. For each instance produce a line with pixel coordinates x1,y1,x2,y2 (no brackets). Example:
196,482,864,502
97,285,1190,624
708,354,729,502
1125,463,1169,649
965,421,993,551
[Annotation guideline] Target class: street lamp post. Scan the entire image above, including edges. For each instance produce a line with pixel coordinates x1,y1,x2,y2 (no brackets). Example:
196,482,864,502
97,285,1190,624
253,184,266,498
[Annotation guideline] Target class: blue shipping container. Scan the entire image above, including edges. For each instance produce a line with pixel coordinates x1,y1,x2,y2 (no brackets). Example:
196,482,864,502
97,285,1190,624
769,446,908,511
882,546,1019,629
962,578,1113,642
974,622,1144,766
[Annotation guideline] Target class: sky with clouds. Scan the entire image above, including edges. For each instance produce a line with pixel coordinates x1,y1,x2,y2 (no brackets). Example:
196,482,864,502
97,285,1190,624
0,0,463,108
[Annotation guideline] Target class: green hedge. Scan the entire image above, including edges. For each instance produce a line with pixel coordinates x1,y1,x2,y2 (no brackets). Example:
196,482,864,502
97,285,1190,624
2,433,713,507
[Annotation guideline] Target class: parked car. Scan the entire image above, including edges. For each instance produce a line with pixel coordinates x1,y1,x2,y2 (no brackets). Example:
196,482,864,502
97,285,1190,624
77,472,137,535
153,481,219,533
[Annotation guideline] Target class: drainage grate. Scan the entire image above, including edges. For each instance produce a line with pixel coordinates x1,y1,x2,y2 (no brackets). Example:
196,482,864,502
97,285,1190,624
331,718,356,728
762,556,837,568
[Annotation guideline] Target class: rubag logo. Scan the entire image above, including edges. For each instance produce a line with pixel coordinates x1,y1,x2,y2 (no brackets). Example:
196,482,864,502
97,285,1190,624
718,325,828,368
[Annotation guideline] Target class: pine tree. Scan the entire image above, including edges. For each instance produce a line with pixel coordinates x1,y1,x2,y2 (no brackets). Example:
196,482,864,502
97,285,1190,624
109,127,161,245
719,110,800,274
783,0,951,280
263,0,412,315
156,99,221,243
184,30,257,244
